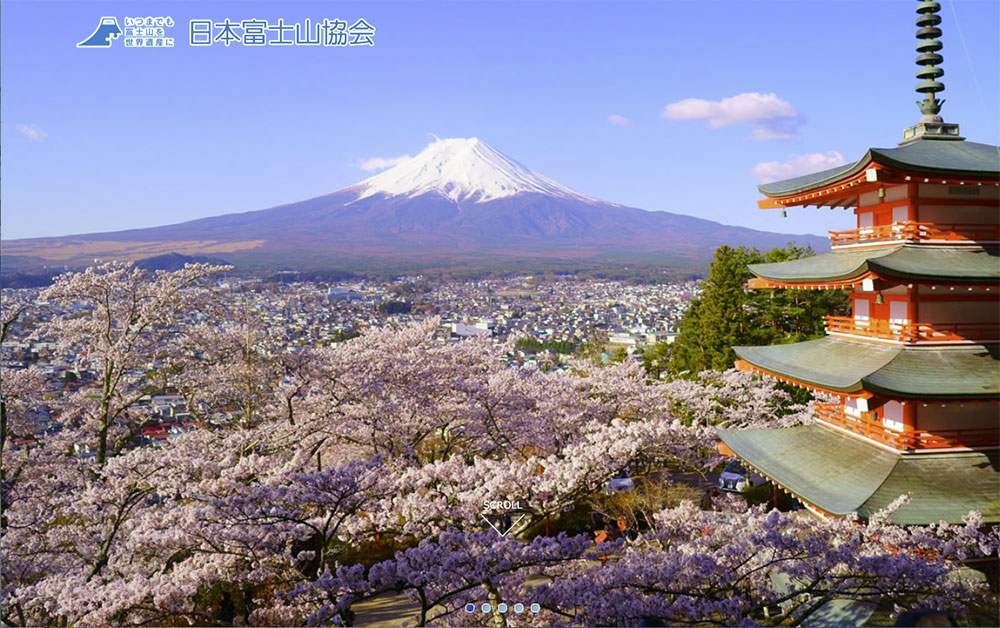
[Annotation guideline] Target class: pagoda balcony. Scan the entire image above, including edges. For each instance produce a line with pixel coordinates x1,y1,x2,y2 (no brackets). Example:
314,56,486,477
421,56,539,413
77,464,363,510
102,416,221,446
824,316,999,345
829,221,999,248
813,402,999,453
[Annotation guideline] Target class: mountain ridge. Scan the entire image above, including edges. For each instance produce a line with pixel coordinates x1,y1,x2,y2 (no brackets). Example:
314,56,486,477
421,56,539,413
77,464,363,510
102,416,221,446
1,137,827,272
352,137,602,204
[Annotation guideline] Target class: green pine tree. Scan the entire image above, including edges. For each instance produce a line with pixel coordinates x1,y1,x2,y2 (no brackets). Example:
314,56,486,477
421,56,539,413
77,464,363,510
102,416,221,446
655,244,849,376
667,246,757,373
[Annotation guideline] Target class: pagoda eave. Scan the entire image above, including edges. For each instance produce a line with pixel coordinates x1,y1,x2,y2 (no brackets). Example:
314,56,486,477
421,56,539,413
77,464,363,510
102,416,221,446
738,357,1000,404
757,176,877,210
746,245,1000,287
747,272,877,291
734,337,1000,400
734,358,862,396
757,139,1000,209
759,167,1000,210
717,425,1000,525
747,275,998,291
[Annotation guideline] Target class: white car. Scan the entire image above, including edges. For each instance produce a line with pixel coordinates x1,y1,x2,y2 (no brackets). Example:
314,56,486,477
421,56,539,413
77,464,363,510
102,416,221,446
718,460,766,492
605,467,635,493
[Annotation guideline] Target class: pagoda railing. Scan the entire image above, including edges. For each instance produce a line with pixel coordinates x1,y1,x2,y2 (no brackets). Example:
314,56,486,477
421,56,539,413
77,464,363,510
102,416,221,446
829,221,1000,247
824,316,999,344
813,402,999,451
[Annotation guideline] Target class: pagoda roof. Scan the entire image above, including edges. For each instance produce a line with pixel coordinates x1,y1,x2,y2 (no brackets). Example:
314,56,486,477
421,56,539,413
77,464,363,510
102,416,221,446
759,138,1000,198
747,245,1000,285
734,336,999,398
717,425,999,524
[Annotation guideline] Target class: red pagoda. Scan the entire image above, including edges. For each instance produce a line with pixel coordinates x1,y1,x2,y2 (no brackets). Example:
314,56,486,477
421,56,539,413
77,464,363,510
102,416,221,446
717,0,999,525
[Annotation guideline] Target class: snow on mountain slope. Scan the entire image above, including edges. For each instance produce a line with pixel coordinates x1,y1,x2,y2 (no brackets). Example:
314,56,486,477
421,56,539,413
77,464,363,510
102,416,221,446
354,137,601,204
2,135,831,271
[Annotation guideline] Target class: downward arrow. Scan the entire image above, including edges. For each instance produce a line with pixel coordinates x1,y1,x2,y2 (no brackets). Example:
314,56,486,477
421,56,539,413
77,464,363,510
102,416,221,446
481,513,526,537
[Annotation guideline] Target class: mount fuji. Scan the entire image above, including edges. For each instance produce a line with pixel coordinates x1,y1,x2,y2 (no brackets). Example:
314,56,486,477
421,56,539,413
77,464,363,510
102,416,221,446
2,137,827,272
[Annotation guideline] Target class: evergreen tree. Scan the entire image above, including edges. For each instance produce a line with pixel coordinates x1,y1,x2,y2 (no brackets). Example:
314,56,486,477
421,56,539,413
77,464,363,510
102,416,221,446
744,245,848,345
667,246,758,373
642,338,672,379
656,244,849,376
665,297,704,374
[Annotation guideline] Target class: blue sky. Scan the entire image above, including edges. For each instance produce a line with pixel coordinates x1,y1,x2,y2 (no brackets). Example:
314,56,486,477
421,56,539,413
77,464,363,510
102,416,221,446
2,0,998,240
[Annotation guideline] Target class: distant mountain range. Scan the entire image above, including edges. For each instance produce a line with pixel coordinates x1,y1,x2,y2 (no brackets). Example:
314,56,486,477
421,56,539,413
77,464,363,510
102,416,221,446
2,137,827,273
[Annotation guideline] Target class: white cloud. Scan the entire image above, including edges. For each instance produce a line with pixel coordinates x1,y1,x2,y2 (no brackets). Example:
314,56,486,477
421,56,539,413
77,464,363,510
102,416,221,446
607,114,634,127
16,124,47,142
750,127,796,141
661,92,801,139
359,153,411,172
752,151,847,183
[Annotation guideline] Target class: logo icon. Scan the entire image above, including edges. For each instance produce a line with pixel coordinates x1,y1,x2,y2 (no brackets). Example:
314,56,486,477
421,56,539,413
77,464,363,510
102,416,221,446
77,17,122,48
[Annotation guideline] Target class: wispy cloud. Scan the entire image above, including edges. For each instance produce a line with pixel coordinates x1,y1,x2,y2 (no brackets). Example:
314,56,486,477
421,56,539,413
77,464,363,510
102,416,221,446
607,114,634,127
16,124,47,142
750,127,796,141
359,153,411,172
661,92,801,140
752,151,847,183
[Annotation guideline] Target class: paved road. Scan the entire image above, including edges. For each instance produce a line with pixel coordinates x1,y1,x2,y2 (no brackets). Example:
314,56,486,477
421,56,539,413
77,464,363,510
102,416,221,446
353,593,427,627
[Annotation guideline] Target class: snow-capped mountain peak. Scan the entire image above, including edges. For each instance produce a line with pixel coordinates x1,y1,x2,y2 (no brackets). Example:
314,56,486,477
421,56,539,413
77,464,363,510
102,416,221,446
354,137,599,204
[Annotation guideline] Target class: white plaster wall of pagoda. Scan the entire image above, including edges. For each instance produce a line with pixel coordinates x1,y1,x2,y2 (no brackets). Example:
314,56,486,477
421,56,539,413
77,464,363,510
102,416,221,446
917,402,997,431
851,287,910,317
859,185,909,207
854,207,912,229
852,297,870,321
882,400,905,431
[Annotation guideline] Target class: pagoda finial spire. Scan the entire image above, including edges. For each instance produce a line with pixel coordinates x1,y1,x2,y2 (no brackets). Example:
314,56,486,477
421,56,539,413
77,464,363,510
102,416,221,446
915,1,945,120
902,0,963,143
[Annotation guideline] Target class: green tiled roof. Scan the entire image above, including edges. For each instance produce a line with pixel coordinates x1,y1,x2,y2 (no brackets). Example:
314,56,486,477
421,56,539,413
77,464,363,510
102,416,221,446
864,345,1000,398
734,337,999,398
758,139,1000,197
747,245,1000,284
717,425,1000,524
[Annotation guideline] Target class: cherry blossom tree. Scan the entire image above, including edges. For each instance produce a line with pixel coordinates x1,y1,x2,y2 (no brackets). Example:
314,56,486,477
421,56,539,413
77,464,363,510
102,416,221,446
290,530,595,627
38,261,230,465
660,367,813,429
170,320,280,426
283,500,996,628
3,280,995,628
530,499,997,627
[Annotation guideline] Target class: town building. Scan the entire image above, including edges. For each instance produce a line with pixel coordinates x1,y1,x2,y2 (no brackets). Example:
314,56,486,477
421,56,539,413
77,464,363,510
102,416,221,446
718,1,999,524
